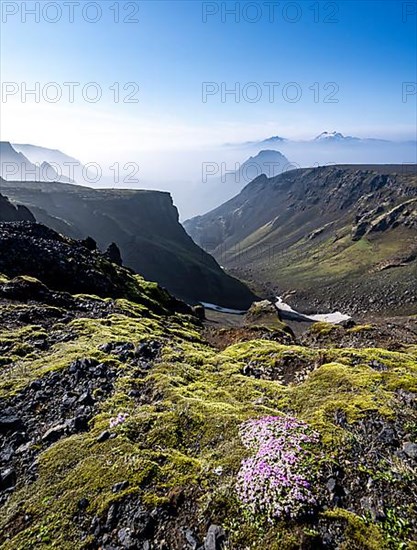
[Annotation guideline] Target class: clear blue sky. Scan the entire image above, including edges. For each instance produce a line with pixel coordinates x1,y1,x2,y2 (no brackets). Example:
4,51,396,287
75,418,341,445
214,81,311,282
1,0,416,157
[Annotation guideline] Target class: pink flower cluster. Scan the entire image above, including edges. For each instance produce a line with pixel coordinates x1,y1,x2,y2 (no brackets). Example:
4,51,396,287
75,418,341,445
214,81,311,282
109,412,129,429
236,415,319,521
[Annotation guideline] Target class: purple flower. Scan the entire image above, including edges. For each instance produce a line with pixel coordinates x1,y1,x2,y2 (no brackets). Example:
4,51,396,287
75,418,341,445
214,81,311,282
109,412,129,429
235,415,319,521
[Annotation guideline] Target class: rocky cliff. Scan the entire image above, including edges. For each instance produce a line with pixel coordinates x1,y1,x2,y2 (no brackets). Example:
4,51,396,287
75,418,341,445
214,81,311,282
0,180,256,309
0,193,35,223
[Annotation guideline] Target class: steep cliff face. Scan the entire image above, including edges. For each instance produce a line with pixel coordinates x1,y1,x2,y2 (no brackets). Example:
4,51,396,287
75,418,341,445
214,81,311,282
0,180,256,309
184,165,417,315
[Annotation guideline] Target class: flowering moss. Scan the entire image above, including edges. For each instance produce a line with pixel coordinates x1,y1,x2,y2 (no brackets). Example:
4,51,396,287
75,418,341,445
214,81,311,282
236,415,319,521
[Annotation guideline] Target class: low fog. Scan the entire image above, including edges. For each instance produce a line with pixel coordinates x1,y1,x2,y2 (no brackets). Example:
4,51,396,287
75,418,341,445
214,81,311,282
93,139,417,219
6,139,417,220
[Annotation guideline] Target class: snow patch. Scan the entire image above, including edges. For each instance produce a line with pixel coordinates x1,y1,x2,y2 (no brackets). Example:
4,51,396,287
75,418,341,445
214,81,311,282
200,302,247,315
276,297,350,324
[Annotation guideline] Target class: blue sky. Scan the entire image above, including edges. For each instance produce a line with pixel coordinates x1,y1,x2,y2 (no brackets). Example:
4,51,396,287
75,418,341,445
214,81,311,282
1,0,416,159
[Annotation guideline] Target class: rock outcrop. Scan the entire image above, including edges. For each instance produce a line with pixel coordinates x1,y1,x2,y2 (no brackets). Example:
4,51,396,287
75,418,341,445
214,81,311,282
0,181,257,309
0,221,190,314
0,193,35,222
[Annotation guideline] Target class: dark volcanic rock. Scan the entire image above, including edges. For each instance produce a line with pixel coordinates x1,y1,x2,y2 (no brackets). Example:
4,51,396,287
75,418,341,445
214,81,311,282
80,236,97,251
0,221,192,315
0,222,135,299
0,357,118,505
0,193,35,222
204,525,226,550
86,494,157,548
106,242,123,266
0,414,24,434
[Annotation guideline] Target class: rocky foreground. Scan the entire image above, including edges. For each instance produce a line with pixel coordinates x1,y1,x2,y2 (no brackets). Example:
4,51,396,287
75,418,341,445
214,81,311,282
0,222,416,549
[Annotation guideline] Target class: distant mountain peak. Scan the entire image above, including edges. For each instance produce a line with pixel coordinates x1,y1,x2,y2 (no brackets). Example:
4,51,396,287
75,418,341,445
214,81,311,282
240,150,290,176
0,141,76,183
237,135,287,148
247,149,288,159
0,141,14,150
9,143,82,184
314,131,347,141
232,132,413,149
0,141,26,158
259,135,287,144
14,143,64,154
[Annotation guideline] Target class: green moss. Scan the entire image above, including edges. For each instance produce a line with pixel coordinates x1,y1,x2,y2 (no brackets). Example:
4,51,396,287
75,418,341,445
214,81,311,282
1,435,157,549
15,275,43,284
310,322,339,336
1,280,416,548
347,324,374,333
324,509,388,550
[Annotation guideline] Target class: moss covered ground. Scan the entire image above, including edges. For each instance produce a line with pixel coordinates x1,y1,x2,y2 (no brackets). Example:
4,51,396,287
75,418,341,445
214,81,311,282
0,273,416,549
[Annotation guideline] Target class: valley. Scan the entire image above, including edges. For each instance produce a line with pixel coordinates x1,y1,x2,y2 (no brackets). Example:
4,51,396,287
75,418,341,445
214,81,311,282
1,141,417,550
0,180,256,310
2,2,417,548
185,164,417,317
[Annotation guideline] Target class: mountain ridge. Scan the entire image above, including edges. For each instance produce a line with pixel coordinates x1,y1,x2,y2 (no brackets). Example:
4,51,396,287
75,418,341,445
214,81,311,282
190,149,291,216
0,142,76,184
233,132,412,147
184,164,417,315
